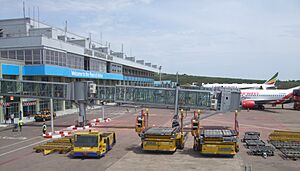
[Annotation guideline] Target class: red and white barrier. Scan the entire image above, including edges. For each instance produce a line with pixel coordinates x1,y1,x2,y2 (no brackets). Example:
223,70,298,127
90,117,111,123
43,131,72,138
42,117,112,138
70,125,92,130
105,118,111,122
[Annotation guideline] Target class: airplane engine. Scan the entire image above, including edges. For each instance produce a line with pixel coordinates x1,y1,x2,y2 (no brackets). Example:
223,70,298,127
242,100,255,109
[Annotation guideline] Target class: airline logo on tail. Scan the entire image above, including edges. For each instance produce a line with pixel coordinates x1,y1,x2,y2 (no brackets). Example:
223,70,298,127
265,72,278,85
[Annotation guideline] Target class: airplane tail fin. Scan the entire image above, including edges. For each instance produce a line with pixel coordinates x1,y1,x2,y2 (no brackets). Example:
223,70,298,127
264,72,279,85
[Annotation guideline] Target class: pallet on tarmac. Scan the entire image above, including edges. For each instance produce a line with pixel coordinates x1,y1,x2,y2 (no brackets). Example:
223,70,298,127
270,140,300,149
33,137,73,155
245,140,265,148
33,144,72,155
249,145,275,156
279,148,300,160
52,137,73,143
269,131,300,142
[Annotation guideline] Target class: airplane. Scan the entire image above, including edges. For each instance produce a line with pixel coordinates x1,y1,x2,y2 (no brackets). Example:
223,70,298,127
202,72,279,90
241,86,300,110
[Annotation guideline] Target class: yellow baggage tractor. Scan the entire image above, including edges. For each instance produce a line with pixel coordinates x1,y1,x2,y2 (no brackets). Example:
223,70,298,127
192,110,239,157
193,129,239,156
70,130,116,158
136,109,185,152
141,127,184,152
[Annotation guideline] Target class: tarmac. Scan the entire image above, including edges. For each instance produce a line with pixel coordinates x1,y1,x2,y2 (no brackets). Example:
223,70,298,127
0,105,299,171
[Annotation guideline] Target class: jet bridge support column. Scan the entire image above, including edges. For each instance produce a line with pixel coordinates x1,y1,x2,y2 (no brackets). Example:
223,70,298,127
50,98,54,133
78,103,86,126
174,85,179,118
0,63,3,123
67,81,96,127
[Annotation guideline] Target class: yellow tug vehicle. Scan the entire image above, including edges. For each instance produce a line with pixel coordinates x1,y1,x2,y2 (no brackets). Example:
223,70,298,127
135,109,185,152
70,130,116,158
192,110,239,157
34,109,56,122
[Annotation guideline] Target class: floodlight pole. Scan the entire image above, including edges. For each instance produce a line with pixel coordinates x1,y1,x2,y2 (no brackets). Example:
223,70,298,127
50,98,54,133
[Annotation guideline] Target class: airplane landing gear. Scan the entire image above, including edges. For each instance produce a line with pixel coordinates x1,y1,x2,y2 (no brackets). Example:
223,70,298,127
258,105,265,110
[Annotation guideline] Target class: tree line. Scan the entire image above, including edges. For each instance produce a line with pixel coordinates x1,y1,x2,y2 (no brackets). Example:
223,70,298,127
154,73,300,89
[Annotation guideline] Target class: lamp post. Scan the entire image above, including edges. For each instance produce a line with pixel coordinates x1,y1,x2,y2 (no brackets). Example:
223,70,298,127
159,66,162,86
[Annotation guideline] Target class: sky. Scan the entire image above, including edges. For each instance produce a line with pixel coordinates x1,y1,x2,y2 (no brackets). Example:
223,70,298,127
1,0,300,80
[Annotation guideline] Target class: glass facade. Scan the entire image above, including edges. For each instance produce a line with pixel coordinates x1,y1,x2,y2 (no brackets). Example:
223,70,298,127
39,100,50,111
25,49,33,64
53,100,63,111
65,100,73,109
0,48,154,79
17,50,24,60
23,104,36,116
0,51,8,58
90,58,106,72
4,103,19,119
110,63,122,74
123,66,154,78
0,49,43,64
66,53,84,70
44,49,67,67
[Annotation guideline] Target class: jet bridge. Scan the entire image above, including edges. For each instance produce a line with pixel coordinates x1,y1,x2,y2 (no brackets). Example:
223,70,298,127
0,79,240,127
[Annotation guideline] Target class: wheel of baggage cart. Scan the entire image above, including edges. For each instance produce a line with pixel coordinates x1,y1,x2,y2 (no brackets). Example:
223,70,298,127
177,143,184,150
113,133,116,144
193,144,197,151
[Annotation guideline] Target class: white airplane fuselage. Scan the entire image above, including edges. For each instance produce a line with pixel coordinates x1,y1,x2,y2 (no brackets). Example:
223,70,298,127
240,86,300,109
203,83,275,90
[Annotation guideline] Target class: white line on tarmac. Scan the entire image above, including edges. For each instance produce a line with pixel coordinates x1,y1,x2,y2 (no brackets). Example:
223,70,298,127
0,113,123,157
0,109,138,157
0,136,40,150
0,139,49,157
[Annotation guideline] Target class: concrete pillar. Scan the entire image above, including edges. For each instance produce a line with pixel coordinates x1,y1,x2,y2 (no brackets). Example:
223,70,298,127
35,100,40,112
62,100,66,111
61,77,66,111
18,66,24,120
0,63,3,123
19,98,23,119
0,98,3,123
72,102,77,109
35,76,41,113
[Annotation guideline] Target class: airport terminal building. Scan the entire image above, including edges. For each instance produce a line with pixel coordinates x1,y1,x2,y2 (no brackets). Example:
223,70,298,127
0,18,158,123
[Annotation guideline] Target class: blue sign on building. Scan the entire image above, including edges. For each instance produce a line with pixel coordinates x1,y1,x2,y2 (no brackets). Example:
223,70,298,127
1,64,20,75
23,65,124,80
1,64,153,83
